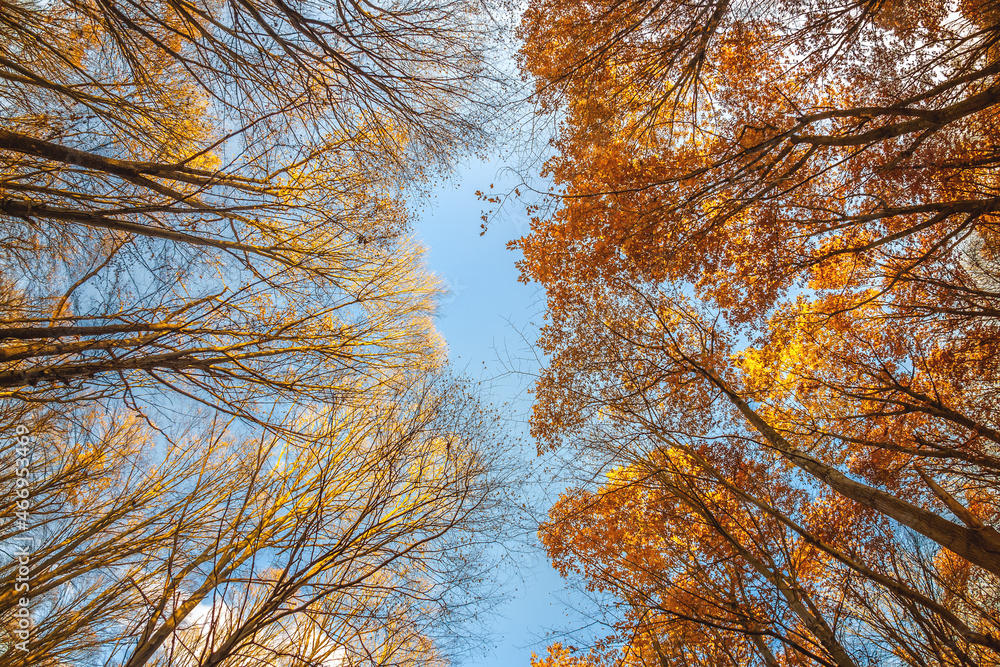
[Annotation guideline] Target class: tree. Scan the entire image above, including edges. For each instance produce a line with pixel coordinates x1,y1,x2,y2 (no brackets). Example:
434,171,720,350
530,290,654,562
517,0,1000,325
1,0,505,432
0,374,510,667
516,0,1000,662
0,0,515,662
528,286,1000,663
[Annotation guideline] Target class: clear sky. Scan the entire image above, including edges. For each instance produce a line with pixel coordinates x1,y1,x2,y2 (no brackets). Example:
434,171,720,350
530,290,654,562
414,158,592,667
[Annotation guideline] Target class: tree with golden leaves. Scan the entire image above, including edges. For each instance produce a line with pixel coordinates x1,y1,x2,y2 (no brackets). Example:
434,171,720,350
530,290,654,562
0,0,514,663
0,0,505,430
518,0,1000,664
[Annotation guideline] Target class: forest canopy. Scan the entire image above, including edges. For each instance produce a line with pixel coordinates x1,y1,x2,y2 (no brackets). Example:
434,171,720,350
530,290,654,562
517,0,1000,665
4,0,1000,664
0,0,513,665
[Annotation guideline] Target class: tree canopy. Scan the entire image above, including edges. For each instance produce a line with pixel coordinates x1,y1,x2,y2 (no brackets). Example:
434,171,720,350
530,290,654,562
0,0,514,664
518,0,1000,665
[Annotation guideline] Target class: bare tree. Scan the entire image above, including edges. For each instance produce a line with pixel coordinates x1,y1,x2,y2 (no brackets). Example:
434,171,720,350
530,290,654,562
0,374,512,667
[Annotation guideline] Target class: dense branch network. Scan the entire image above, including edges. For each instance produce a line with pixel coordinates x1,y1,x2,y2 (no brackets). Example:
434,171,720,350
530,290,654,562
518,0,1000,665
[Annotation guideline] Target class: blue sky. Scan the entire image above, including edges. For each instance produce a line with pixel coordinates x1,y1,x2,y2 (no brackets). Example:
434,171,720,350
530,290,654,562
414,159,589,667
